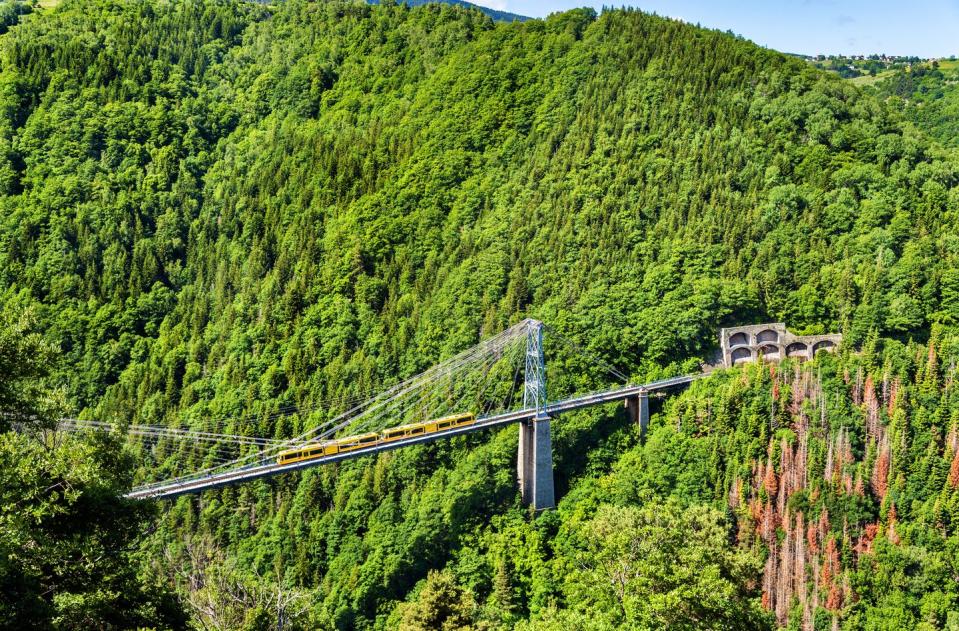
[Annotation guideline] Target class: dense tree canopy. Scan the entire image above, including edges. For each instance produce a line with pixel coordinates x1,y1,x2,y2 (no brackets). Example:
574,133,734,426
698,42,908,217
865,59,959,150
0,310,185,628
1,0,959,628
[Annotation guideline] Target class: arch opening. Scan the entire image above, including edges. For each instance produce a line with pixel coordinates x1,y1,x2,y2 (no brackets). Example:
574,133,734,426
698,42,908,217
758,344,780,360
786,342,808,358
729,332,749,347
731,347,752,364
813,340,836,354
756,329,779,344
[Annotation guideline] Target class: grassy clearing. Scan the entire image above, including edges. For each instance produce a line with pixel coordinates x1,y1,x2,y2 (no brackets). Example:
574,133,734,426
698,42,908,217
848,70,896,86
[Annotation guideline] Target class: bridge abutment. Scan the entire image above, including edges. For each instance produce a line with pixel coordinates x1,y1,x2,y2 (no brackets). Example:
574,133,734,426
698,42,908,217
517,413,555,511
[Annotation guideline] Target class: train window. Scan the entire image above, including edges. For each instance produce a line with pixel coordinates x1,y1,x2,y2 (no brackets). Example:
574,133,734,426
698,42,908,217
411,427,424,434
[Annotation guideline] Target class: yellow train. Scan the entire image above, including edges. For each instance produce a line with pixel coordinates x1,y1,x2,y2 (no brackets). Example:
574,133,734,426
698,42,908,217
277,412,476,466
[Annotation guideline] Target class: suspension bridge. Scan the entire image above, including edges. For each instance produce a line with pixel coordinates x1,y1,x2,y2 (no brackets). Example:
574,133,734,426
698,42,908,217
62,320,702,510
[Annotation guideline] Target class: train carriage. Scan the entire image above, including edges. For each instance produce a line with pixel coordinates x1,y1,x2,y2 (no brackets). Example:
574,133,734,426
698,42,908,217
278,441,338,465
335,432,380,452
276,412,477,465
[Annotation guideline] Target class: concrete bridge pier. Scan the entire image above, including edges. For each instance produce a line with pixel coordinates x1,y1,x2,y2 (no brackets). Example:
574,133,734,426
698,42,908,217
625,388,650,439
517,414,555,511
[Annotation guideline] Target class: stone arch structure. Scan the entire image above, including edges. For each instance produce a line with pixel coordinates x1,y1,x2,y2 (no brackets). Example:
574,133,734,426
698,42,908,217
758,344,780,360
813,340,836,354
756,329,779,344
719,323,841,368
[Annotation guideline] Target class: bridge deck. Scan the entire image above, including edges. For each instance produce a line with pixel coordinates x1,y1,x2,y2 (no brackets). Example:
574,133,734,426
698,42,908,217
126,374,700,500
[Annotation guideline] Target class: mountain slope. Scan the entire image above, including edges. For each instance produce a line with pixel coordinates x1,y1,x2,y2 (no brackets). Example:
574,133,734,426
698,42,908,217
2,0,959,628
865,59,959,149
376,0,531,23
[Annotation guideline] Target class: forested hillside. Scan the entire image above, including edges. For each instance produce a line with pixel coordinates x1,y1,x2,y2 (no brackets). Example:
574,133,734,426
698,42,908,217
864,59,959,149
2,0,959,628
374,0,530,23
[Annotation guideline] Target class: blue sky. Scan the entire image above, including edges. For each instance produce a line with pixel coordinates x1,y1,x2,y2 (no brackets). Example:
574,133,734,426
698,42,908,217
472,0,959,58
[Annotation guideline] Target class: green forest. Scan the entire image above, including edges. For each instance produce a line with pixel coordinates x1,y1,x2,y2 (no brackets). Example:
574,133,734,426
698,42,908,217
2,0,959,628
863,59,959,150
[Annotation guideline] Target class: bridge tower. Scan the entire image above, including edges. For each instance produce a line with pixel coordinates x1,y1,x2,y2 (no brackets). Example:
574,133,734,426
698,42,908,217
517,319,555,510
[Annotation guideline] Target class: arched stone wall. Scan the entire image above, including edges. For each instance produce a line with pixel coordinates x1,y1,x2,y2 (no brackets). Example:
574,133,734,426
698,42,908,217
720,323,840,368
813,340,836,354
758,344,780,360
756,329,779,344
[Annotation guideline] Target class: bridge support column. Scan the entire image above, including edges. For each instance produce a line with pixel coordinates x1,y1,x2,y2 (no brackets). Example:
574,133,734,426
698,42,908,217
625,388,650,440
518,413,555,511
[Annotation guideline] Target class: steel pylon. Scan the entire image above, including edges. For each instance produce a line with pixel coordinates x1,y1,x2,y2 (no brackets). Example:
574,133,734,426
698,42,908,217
523,319,547,416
